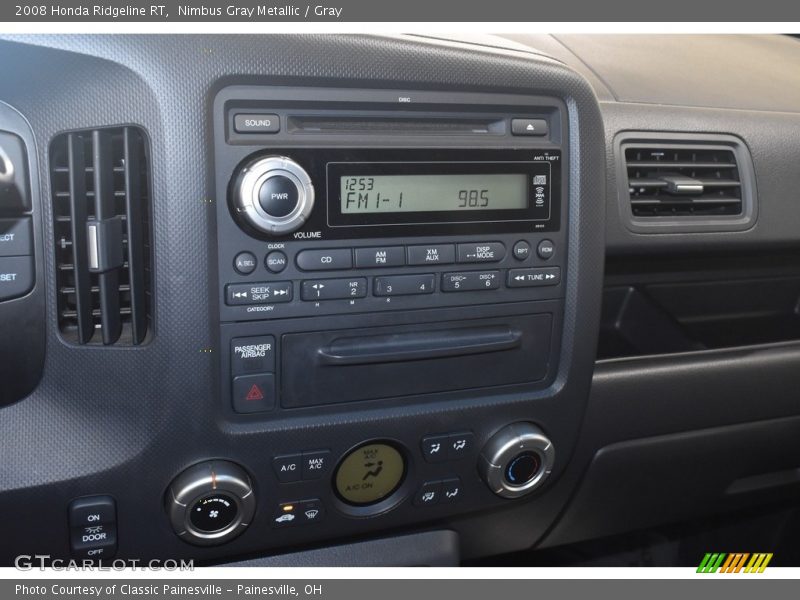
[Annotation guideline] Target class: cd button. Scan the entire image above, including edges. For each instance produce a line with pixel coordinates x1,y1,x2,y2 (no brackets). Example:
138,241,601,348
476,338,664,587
407,244,455,265
258,175,298,218
296,249,352,271
457,242,506,263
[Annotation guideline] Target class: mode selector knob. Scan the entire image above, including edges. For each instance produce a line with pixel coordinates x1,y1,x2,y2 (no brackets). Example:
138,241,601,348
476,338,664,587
232,155,314,235
478,423,555,499
166,460,256,546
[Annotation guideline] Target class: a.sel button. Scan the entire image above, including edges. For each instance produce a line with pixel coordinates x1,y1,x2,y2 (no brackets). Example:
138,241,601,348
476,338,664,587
457,242,506,263
374,274,435,297
507,267,561,288
296,249,352,271
301,278,367,301
441,271,500,292
0,256,34,301
226,281,292,305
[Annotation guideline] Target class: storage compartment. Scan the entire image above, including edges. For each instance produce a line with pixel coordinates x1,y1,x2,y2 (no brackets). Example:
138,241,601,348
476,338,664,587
599,253,800,359
281,313,552,408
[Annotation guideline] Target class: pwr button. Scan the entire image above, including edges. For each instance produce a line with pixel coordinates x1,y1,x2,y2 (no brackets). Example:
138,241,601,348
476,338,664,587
232,374,276,414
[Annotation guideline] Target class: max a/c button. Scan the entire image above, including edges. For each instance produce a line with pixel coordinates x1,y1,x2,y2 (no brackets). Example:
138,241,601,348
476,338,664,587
232,374,275,414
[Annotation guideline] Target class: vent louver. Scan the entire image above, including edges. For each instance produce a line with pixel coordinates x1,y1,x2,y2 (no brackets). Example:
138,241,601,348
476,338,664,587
624,146,743,218
50,126,152,345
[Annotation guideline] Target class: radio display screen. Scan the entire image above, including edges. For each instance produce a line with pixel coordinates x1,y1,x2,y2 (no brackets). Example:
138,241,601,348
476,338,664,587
326,155,558,232
340,174,528,213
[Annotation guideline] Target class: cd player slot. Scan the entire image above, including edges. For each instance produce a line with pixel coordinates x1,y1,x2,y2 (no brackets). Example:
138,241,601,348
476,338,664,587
280,314,552,408
286,115,504,136
317,325,523,366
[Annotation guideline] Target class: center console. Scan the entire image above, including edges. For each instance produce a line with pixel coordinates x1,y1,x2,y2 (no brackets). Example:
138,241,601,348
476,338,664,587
162,84,578,553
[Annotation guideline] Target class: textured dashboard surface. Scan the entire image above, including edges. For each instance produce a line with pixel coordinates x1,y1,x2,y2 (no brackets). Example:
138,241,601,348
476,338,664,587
0,35,605,564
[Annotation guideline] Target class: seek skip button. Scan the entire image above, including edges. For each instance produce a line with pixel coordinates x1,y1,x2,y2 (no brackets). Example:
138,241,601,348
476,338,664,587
302,450,331,480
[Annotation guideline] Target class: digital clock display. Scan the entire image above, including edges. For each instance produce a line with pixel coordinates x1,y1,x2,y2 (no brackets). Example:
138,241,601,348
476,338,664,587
340,174,528,214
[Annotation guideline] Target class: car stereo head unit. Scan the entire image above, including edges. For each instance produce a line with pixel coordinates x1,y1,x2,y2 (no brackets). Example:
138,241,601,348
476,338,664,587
230,148,561,240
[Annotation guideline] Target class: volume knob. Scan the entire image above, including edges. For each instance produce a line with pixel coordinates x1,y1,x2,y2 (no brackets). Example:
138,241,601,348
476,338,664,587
232,155,314,235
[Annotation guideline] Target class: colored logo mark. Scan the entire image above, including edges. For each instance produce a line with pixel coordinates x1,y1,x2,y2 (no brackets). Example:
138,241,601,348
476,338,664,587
697,553,773,573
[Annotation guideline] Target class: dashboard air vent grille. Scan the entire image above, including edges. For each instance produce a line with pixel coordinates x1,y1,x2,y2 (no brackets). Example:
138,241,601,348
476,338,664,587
624,146,743,218
51,126,152,345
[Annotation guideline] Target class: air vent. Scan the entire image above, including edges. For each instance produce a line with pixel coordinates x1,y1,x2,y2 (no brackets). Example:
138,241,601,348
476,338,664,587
50,126,152,345
617,134,756,233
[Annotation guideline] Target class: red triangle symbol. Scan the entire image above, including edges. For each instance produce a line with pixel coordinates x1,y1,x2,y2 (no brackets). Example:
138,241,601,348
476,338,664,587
245,384,264,401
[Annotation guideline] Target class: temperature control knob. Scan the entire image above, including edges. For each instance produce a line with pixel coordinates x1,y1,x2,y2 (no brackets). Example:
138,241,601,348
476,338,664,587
165,460,256,546
478,423,555,499
232,155,314,235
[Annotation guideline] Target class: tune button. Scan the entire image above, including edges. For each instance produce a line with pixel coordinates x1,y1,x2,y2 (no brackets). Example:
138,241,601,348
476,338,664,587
259,175,299,217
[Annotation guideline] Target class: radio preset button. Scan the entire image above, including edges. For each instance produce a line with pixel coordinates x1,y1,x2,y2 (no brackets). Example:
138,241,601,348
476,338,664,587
407,244,455,266
301,277,367,301
233,251,257,275
259,175,298,218
265,251,288,273
507,267,561,288
226,281,293,305
374,274,435,297
441,271,501,292
296,249,352,271
457,242,506,264
537,239,555,260
512,240,531,261
354,246,405,268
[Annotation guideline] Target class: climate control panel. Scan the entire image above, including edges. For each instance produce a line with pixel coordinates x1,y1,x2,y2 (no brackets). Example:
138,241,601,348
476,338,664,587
163,423,556,548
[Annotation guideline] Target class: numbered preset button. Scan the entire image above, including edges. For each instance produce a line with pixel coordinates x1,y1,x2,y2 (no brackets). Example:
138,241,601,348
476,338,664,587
441,271,501,292
301,278,368,301
374,274,435,297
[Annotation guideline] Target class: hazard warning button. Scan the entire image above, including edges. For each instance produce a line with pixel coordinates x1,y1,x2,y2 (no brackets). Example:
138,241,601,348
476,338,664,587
232,374,275,414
